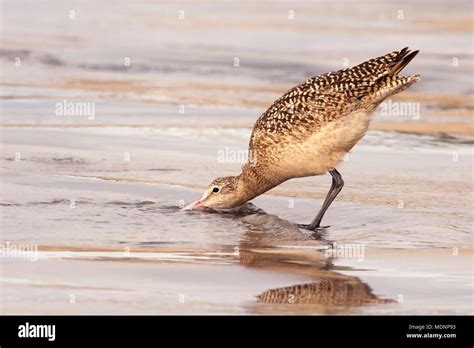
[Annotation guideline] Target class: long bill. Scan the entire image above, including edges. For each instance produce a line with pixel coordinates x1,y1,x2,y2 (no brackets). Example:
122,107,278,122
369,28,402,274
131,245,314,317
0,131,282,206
182,199,205,210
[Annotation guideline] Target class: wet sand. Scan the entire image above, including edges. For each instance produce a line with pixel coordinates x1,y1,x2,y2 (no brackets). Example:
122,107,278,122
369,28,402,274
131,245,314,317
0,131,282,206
1,0,473,314
1,243,471,314
1,139,472,314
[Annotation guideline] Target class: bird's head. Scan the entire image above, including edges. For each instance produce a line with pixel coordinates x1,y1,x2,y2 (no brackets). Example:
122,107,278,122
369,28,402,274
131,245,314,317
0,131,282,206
183,176,245,210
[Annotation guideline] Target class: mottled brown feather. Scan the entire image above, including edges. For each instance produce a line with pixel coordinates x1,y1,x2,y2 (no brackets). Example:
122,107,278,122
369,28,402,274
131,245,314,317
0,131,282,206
249,47,420,150
197,48,420,209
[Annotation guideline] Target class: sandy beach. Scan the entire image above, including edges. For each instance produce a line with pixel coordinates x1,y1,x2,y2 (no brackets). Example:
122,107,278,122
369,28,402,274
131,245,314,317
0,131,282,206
1,0,473,315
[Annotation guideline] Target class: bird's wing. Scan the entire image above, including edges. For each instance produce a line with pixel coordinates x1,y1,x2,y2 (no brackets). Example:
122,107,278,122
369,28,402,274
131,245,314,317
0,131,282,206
249,47,419,150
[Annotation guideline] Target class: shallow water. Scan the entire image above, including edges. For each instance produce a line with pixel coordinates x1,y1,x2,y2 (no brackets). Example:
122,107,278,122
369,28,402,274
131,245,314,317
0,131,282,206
1,122,471,248
1,123,472,314
1,0,473,314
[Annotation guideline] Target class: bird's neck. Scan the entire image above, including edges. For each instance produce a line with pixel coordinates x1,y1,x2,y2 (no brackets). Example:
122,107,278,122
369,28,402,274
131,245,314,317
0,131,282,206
235,164,283,204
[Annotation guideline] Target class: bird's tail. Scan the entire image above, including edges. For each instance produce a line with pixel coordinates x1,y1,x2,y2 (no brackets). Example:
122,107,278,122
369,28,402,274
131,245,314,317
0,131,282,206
389,47,420,76
373,74,420,102
371,47,420,103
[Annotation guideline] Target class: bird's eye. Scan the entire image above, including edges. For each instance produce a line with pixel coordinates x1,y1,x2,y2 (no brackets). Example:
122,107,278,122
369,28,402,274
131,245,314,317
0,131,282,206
212,187,219,193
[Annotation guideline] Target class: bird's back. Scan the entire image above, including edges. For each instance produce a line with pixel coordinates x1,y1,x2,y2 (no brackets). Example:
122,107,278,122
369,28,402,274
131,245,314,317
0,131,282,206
246,47,420,180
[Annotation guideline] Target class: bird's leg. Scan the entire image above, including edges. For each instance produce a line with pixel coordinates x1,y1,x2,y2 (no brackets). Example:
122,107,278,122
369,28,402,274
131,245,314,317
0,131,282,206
299,169,344,231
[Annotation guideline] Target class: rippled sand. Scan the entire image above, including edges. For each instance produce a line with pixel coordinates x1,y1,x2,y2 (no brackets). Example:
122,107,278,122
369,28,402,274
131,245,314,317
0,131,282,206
1,0,473,314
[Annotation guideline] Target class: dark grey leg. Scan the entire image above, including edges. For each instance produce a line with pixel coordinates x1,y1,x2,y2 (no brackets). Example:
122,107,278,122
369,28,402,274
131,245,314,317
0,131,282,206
299,169,344,231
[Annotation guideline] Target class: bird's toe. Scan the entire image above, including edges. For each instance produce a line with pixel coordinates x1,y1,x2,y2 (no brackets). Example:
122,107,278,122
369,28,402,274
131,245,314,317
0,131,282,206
297,223,330,231
297,223,313,230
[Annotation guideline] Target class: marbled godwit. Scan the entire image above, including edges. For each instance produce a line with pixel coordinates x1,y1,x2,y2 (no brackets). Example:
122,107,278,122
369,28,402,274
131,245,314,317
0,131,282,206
185,47,420,231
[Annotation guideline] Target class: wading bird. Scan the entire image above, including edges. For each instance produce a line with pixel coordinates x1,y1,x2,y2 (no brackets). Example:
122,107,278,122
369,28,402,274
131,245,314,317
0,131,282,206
184,47,420,231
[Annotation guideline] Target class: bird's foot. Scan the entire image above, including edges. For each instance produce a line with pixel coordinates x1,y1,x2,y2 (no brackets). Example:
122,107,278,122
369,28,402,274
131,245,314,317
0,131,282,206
297,224,329,239
297,223,329,231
